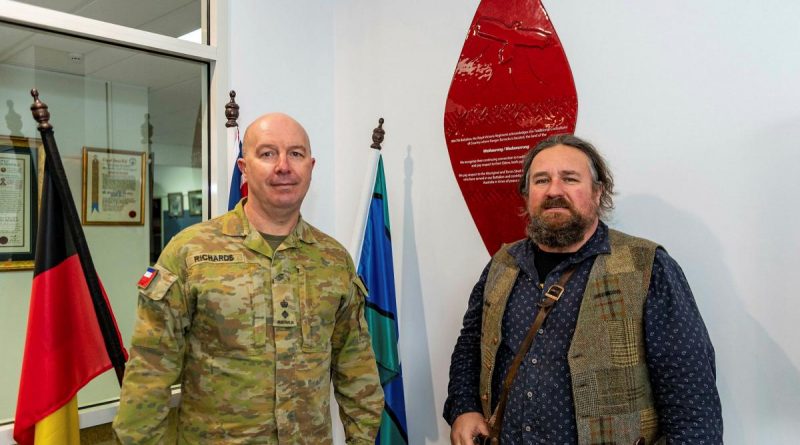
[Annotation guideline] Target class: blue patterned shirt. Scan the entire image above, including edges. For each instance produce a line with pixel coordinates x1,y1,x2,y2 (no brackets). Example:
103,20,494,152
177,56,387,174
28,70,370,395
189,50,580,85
443,223,723,444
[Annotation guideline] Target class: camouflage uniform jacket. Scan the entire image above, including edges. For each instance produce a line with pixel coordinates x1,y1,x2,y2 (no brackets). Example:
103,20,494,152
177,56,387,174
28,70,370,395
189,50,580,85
113,201,384,444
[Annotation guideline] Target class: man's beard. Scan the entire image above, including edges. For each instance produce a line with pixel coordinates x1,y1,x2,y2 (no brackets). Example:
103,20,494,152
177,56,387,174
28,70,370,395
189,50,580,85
526,197,596,249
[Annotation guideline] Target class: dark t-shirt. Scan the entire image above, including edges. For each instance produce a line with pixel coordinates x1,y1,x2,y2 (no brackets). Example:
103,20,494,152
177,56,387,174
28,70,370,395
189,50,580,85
260,232,287,252
532,244,571,288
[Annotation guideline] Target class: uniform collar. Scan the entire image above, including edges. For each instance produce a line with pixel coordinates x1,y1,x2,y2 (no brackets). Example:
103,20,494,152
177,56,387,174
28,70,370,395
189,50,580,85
221,198,318,246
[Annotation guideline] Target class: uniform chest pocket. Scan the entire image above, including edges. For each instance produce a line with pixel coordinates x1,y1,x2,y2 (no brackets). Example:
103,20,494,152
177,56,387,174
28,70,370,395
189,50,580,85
190,262,264,356
299,265,346,352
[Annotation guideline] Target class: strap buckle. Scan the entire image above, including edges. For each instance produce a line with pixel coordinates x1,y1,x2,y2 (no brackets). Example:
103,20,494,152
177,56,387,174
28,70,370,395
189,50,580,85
544,284,565,301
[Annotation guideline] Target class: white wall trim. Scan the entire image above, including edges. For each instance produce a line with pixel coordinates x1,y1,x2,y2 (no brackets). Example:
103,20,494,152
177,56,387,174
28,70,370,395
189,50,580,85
0,1,229,439
208,0,230,217
0,390,182,444
0,0,217,62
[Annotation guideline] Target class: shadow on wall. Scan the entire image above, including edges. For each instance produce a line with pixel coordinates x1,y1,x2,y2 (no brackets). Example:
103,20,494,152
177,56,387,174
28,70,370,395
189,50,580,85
6,100,24,136
614,195,800,444
400,145,440,443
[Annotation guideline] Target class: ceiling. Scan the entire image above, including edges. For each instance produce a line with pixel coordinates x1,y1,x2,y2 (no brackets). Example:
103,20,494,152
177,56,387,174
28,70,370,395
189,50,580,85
1,0,204,163
17,0,200,37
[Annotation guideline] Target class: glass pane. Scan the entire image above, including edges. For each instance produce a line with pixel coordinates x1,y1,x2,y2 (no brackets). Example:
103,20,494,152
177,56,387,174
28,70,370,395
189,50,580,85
12,0,204,43
0,21,206,421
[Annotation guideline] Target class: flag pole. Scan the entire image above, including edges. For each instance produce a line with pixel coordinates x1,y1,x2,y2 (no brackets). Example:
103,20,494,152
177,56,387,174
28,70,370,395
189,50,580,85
354,118,409,443
225,89,240,177
225,90,239,128
29,89,126,385
349,118,384,264
225,90,239,203
226,90,248,210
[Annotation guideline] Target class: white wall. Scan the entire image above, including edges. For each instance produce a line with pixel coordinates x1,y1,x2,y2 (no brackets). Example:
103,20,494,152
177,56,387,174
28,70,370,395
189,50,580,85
230,1,800,443
333,3,486,445
228,0,336,232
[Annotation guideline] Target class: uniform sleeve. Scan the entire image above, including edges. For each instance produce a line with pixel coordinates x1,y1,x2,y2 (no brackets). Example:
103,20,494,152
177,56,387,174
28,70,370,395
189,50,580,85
644,248,723,443
112,260,191,445
331,273,385,444
442,263,491,425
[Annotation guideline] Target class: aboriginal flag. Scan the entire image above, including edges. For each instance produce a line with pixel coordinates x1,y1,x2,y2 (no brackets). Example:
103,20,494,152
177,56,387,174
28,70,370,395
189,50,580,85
14,97,127,445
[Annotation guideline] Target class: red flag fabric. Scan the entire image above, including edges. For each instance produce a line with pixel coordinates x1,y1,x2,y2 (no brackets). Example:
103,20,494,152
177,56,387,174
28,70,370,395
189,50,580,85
14,154,127,445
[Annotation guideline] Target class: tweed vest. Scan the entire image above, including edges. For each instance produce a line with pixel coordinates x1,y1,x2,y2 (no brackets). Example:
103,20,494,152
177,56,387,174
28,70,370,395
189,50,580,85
479,230,665,445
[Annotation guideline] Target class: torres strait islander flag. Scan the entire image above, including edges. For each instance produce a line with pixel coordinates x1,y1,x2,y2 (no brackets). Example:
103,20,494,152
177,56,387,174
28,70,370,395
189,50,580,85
356,155,408,444
15,91,128,445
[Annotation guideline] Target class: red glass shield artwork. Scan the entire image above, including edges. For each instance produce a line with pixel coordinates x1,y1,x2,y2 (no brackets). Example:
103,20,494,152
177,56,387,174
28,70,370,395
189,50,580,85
444,0,577,255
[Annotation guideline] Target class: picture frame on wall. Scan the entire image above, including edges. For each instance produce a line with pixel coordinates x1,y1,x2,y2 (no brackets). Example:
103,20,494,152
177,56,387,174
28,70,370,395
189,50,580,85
188,190,202,216
81,147,145,225
167,192,183,217
0,136,42,271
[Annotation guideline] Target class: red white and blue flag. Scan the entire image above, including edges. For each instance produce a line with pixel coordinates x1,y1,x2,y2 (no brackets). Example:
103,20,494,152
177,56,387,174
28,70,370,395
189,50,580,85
227,127,247,210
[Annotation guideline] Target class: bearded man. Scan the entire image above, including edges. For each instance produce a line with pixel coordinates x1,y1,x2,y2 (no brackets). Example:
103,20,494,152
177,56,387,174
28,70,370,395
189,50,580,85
443,135,722,445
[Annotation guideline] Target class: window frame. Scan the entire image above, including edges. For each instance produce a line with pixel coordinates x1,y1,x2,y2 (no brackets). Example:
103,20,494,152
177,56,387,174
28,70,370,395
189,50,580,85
0,0,230,219
0,1,230,437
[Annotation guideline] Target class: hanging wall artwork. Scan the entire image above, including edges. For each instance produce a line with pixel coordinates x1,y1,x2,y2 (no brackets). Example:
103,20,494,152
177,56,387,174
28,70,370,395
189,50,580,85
81,147,145,225
444,0,577,255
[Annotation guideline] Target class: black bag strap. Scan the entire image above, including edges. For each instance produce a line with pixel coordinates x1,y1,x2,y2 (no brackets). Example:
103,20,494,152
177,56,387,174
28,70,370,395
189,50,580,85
484,266,576,443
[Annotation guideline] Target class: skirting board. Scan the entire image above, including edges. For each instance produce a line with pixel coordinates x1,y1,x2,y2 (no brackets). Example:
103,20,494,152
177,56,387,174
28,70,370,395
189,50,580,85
0,388,181,444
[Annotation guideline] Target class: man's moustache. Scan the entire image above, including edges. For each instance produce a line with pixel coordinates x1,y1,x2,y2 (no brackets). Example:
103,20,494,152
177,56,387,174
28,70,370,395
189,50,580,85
541,198,572,210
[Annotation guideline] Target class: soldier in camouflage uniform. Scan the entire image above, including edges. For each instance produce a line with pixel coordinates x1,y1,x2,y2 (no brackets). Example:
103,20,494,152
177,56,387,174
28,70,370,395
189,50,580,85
113,113,384,444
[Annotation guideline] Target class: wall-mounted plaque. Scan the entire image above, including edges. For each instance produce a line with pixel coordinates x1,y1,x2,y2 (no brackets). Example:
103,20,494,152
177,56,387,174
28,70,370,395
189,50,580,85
167,192,184,218
0,136,41,271
81,147,145,225
188,190,202,216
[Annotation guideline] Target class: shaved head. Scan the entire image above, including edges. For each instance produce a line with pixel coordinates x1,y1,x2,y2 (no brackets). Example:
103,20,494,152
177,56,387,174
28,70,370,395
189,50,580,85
242,113,310,156
237,112,315,229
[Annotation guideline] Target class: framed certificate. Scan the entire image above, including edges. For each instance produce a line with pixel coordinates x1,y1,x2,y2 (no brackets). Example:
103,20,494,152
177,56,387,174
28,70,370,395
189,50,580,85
81,147,145,225
167,192,184,217
188,190,202,216
0,136,41,271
